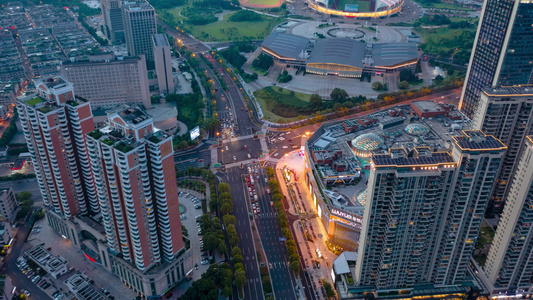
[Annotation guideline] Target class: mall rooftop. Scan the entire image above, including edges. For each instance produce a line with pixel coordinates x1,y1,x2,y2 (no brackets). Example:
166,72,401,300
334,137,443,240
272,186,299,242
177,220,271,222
307,101,470,172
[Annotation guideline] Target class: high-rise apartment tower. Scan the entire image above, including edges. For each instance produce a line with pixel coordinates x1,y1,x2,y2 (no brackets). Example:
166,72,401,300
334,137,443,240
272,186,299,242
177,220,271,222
483,135,533,296
355,130,506,289
472,85,533,215
86,105,183,271
16,76,97,217
459,0,533,118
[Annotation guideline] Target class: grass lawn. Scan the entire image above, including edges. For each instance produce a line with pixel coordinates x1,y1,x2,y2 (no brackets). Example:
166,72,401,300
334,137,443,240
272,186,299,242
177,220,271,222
478,225,495,246
411,0,473,10
250,65,268,76
166,7,186,23
241,0,280,5
186,12,285,42
254,87,313,121
415,26,476,56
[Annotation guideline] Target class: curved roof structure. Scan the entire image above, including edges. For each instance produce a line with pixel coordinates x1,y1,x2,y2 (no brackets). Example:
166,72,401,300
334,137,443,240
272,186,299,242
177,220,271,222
405,123,430,136
371,43,419,68
307,38,366,69
352,133,384,151
262,32,309,60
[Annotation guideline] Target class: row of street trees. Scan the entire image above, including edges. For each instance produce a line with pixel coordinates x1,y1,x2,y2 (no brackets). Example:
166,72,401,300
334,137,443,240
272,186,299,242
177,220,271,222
266,167,301,275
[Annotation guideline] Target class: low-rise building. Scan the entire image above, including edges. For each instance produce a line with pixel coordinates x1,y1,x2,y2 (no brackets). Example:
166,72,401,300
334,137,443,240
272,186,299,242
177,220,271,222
0,222,13,249
26,245,68,279
65,273,106,300
0,188,16,223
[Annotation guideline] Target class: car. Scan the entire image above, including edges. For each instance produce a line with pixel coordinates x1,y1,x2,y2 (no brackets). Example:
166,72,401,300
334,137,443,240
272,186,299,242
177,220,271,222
201,260,209,265
265,178,268,183
256,208,260,213
249,192,253,197
195,205,201,209
274,153,279,157
271,201,274,207
201,252,208,257
267,188,270,194
282,146,288,149
233,156,236,161
253,209,257,214
244,145,247,149
178,192,183,196
252,203,256,209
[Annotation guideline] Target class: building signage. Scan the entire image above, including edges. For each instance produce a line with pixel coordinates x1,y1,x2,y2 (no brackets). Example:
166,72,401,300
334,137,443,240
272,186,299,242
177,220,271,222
331,208,363,224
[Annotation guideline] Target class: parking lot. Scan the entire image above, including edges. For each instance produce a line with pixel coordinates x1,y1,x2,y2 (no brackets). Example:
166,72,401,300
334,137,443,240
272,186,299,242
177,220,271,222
171,188,215,299
21,217,137,300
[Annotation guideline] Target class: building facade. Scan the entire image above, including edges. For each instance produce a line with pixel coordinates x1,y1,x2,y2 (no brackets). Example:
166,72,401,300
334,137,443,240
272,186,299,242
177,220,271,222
16,76,97,217
483,135,533,297
153,34,175,94
472,86,533,215
60,53,151,110
355,130,506,291
100,0,124,42
459,0,533,118
85,105,183,271
122,1,156,62
0,188,17,223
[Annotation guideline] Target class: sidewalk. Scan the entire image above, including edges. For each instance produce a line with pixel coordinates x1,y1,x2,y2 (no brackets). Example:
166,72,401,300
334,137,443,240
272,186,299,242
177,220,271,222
275,151,339,299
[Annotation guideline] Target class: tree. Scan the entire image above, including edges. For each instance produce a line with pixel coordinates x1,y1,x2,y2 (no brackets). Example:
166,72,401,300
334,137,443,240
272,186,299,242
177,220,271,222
290,260,300,275
330,88,348,102
220,202,232,215
218,182,231,194
233,254,243,264
310,94,323,108
19,191,32,202
217,240,227,254
204,233,219,252
252,53,274,71
223,215,236,227
434,75,444,84
372,82,384,91
234,269,247,289
398,81,409,89
232,247,242,257
230,235,240,248
323,280,336,299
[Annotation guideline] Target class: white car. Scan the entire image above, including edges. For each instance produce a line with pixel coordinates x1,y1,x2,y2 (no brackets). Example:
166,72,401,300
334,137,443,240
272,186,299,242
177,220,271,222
274,153,279,157
282,146,288,149
233,156,236,161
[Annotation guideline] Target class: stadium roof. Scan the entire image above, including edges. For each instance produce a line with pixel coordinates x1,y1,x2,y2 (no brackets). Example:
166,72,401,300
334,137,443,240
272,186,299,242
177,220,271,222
262,32,309,60
307,38,366,68
371,43,419,67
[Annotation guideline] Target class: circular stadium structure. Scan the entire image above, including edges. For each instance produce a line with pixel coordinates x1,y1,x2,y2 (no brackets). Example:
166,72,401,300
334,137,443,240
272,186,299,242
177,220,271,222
352,133,384,158
308,0,403,18
404,123,430,136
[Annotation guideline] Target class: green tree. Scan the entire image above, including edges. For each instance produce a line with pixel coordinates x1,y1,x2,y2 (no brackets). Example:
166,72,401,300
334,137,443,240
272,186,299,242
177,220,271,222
232,247,242,257
310,94,323,108
399,81,409,89
372,82,384,91
290,260,300,275
217,240,227,254
218,183,231,194
220,202,232,215
223,215,236,227
19,191,32,201
234,269,247,289
330,88,348,102
323,280,336,299
204,233,219,252
233,254,243,264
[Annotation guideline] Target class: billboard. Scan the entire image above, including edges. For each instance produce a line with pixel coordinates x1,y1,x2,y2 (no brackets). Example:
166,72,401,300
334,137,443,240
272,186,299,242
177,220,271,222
190,126,200,140
344,4,359,11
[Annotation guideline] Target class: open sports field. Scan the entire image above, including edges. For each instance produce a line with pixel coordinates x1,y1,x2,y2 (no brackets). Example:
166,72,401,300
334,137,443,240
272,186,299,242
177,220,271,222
239,0,284,8
334,0,371,11
188,12,285,41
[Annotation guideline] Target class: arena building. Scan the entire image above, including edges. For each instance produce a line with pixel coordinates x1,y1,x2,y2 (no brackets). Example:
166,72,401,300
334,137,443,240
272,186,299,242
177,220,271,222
307,0,403,18
306,39,366,77
261,33,419,78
